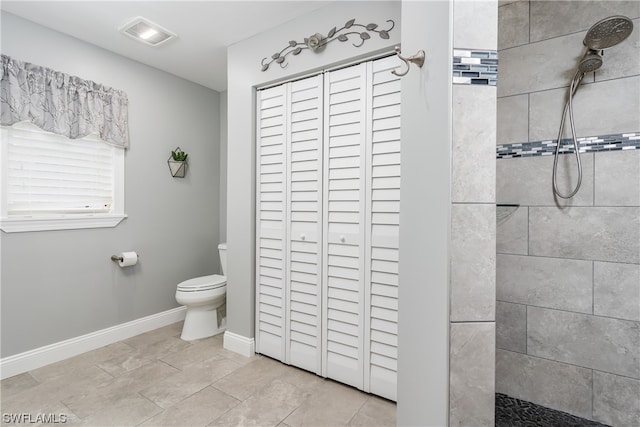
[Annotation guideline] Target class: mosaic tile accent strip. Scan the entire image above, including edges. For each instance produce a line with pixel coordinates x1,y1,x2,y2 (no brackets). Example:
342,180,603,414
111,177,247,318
453,49,498,86
497,132,640,159
495,393,610,427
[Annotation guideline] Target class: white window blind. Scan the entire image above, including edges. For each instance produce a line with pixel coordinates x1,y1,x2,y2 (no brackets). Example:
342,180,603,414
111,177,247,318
1,121,125,232
4,122,114,215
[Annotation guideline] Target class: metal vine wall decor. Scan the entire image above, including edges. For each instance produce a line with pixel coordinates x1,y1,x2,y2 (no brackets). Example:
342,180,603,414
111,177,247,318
260,19,395,72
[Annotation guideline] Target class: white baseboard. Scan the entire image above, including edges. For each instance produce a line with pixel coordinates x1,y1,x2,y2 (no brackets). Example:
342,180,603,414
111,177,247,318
223,331,255,358
0,306,186,380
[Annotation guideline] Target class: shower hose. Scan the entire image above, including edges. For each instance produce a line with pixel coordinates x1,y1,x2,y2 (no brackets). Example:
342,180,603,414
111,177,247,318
552,69,585,199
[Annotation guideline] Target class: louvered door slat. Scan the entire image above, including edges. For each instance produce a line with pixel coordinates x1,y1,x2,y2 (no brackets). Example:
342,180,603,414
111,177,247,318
256,85,287,361
286,75,324,374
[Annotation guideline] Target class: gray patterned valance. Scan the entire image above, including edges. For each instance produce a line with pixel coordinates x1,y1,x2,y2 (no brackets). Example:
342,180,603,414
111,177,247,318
0,54,129,148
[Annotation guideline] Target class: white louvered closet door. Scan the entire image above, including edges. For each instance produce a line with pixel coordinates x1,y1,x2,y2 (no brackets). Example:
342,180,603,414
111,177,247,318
256,84,288,361
256,56,400,401
286,75,324,374
365,57,401,401
322,63,368,389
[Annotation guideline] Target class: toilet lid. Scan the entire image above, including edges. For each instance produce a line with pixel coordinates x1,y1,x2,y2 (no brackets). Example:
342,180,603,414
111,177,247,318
177,274,226,292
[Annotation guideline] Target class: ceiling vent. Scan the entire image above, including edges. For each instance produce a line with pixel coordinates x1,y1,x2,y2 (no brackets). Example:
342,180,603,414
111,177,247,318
119,17,176,47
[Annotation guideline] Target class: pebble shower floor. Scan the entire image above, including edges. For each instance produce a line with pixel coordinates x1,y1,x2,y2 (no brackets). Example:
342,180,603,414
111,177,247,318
495,393,610,427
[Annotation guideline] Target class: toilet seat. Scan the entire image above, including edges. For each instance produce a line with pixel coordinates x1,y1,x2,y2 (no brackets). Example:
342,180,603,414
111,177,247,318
177,274,226,292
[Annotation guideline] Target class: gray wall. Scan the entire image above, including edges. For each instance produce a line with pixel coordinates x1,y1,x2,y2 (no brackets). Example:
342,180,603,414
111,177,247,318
219,91,227,243
0,12,221,358
496,1,640,425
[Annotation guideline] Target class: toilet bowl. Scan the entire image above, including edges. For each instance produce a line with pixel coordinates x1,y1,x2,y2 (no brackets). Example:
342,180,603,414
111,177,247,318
175,243,227,341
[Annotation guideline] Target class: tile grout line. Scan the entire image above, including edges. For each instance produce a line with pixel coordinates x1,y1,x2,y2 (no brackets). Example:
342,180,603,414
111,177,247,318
499,17,640,53
527,91,530,145
496,299,637,323
204,384,243,426
498,347,640,381
591,368,595,421
497,251,640,266
592,151,596,206
450,320,496,324
526,206,530,257
497,71,640,99
93,363,115,380
496,204,640,209
497,73,640,99
524,304,528,355
592,261,595,316
346,395,371,425
279,406,301,426
527,0,531,45
59,400,82,423
134,391,164,426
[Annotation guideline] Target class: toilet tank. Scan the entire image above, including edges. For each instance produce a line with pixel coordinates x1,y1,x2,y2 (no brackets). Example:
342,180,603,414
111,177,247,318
218,243,227,276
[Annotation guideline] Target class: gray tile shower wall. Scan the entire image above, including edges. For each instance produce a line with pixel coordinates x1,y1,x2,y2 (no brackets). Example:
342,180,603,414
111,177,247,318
595,150,640,206
527,77,640,141
450,1,497,425
453,85,497,202
593,371,640,427
496,207,527,255
451,204,496,322
593,262,640,322
528,206,640,263
496,349,594,419
528,1,640,44
450,323,496,427
496,154,595,206
496,254,593,314
496,1,640,425
495,301,525,354
527,307,640,379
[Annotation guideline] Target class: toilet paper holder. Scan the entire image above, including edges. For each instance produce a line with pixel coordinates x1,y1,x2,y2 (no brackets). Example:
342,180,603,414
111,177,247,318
110,253,139,262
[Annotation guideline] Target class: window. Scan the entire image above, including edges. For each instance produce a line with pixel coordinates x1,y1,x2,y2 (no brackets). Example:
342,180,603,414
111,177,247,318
1,122,126,232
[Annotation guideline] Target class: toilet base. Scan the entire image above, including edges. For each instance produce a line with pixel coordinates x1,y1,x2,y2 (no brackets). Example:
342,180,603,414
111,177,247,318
180,302,226,341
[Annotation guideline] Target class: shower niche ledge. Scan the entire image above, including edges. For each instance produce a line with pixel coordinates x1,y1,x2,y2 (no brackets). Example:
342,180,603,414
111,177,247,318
497,204,520,223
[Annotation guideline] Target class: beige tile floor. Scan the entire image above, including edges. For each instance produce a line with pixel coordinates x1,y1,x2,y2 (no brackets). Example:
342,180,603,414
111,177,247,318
0,322,396,426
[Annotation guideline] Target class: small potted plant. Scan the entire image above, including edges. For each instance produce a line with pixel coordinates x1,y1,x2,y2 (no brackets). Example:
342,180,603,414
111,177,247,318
168,147,188,178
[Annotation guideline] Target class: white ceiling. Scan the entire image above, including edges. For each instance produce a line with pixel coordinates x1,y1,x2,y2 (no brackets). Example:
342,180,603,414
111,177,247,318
1,1,334,92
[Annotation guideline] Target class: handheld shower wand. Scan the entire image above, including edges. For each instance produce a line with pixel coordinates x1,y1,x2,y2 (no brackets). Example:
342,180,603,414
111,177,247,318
552,15,634,199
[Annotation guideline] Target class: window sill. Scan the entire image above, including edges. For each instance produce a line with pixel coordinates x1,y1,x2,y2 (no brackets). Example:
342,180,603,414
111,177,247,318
0,214,127,233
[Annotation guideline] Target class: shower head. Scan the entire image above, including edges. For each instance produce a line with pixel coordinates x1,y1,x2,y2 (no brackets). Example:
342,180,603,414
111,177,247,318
578,51,603,73
584,15,634,50
554,16,633,200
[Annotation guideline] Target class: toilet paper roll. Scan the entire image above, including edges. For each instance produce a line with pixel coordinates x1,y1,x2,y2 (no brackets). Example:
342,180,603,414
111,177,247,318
118,251,138,267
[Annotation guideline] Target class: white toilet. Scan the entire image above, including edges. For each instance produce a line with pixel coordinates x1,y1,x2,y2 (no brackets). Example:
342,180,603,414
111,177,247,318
175,243,227,341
